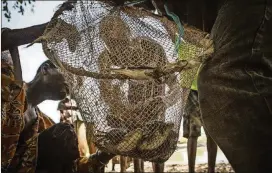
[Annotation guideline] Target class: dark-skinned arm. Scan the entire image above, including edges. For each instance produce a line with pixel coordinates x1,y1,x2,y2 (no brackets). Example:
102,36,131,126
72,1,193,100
1,0,77,81
1,23,48,52
1,0,77,51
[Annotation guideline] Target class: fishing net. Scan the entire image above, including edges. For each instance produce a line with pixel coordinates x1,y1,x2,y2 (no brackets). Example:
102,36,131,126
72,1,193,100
37,0,212,162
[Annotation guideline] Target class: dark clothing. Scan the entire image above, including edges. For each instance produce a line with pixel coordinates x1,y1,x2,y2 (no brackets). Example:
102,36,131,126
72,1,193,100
36,123,79,173
183,90,202,138
198,0,272,172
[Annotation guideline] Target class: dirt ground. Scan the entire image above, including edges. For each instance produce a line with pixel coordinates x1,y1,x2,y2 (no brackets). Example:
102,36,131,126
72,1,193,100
106,162,233,172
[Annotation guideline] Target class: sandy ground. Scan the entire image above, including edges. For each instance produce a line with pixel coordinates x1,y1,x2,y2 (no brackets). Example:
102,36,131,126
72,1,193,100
105,161,233,172
107,163,233,173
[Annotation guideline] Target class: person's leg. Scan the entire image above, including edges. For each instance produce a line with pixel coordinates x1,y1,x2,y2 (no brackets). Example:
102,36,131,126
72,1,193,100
140,159,144,172
134,158,142,172
152,162,165,173
204,128,217,173
184,125,198,173
183,90,202,173
187,137,198,173
126,157,133,169
187,118,202,173
198,0,272,172
120,156,127,173
112,162,115,171
111,156,118,171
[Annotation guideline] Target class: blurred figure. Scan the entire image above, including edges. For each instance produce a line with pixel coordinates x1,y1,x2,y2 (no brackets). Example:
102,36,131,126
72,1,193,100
58,97,91,158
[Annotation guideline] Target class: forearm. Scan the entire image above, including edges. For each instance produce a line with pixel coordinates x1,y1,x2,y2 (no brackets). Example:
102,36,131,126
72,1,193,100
1,23,48,51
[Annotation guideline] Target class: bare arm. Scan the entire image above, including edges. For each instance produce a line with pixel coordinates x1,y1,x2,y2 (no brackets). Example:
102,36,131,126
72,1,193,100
1,24,47,81
1,23,48,51
1,0,77,51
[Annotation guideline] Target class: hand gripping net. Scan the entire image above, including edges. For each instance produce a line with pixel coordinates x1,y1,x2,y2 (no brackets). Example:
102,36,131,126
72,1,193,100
38,0,212,162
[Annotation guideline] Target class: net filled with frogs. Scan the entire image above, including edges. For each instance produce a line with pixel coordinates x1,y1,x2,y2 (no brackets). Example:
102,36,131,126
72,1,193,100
37,0,212,162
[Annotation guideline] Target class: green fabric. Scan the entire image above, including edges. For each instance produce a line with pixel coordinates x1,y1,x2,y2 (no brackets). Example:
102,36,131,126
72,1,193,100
190,65,202,91
178,42,200,89
191,75,198,91
164,1,184,53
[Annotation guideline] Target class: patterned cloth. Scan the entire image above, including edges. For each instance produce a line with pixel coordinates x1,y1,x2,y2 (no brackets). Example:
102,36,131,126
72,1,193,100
1,50,108,173
1,57,26,172
182,89,202,138
1,57,55,173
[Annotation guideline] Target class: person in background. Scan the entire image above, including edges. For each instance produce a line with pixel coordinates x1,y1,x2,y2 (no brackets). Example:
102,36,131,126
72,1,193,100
183,71,217,173
2,27,116,173
58,97,91,157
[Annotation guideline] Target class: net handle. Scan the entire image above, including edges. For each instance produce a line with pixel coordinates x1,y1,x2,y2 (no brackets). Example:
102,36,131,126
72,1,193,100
163,0,184,53
122,0,184,54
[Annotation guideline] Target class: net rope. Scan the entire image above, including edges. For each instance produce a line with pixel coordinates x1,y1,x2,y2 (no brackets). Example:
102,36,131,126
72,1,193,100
35,0,212,162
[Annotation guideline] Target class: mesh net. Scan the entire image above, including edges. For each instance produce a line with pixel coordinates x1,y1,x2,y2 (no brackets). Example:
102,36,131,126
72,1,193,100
39,0,211,162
